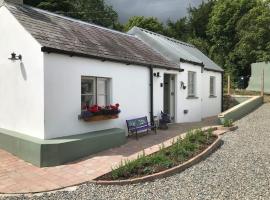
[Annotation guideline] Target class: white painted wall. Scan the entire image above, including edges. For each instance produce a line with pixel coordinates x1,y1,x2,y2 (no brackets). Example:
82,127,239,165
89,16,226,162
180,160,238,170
44,53,150,139
153,63,203,123
0,6,44,139
202,70,222,118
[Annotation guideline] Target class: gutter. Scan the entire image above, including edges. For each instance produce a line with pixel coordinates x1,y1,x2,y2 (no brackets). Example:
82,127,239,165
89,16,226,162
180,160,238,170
180,58,204,67
221,72,224,112
149,67,154,124
41,46,181,72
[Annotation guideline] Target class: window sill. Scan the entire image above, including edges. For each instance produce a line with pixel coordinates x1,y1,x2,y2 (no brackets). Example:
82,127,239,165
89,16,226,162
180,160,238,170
186,96,199,99
209,95,217,98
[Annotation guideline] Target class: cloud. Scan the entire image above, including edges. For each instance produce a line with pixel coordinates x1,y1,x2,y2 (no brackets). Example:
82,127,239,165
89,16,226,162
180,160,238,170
106,0,204,23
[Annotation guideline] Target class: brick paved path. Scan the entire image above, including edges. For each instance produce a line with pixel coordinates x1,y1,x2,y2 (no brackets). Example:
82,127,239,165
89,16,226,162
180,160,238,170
0,118,217,194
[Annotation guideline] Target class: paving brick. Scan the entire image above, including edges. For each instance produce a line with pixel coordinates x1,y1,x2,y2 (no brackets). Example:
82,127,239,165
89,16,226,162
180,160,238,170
0,118,218,194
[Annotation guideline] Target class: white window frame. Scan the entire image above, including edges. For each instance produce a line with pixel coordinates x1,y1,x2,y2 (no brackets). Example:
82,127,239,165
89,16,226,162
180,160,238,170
210,76,216,97
188,71,197,98
81,76,111,108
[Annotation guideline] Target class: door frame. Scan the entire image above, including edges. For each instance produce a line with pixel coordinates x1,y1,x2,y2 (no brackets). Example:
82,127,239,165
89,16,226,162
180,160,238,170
163,73,177,122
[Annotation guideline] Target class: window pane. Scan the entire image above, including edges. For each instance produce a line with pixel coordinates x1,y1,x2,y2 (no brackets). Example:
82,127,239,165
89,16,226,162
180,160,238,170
81,95,95,108
97,95,107,106
188,71,196,97
81,77,95,95
97,78,107,95
210,76,215,96
97,78,110,106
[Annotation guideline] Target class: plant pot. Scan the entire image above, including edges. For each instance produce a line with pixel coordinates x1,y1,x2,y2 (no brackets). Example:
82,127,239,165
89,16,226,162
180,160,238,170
83,115,119,122
159,123,168,130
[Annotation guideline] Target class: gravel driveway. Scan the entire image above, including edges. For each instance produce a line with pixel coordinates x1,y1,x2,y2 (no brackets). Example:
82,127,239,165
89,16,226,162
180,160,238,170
2,104,270,200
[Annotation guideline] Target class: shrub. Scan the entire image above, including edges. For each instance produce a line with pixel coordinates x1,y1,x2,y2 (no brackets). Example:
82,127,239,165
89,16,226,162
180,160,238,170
110,128,215,180
223,119,234,127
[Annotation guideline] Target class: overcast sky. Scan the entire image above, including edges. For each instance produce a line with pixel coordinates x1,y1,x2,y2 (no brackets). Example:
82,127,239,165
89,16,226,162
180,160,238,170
106,0,204,23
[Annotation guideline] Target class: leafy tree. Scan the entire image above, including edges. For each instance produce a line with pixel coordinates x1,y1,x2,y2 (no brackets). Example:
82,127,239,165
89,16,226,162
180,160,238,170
72,0,118,28
24,0,119,28
165,18,189,41
233,0,270,75
207,0,257,75
188,0,215,39
124,16,164,34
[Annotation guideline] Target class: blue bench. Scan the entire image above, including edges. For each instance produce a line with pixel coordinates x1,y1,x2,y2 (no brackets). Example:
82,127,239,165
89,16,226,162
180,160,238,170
126,116,157,140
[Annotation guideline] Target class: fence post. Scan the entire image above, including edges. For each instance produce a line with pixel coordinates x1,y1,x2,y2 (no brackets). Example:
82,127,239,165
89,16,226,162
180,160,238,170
261,69,265,99
227,75,231,95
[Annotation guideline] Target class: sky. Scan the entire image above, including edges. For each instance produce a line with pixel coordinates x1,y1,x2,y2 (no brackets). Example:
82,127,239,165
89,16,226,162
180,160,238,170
106,0,204,23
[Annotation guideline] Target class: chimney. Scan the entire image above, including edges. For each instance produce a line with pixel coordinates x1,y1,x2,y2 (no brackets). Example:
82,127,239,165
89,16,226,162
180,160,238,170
5,0,23,4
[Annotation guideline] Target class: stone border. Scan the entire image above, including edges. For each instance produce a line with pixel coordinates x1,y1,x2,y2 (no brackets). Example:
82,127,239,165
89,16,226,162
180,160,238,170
216,125,238,135
91,136,222,186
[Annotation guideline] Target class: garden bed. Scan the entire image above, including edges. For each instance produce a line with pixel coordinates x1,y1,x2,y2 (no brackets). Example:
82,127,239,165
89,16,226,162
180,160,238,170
96,129,218,181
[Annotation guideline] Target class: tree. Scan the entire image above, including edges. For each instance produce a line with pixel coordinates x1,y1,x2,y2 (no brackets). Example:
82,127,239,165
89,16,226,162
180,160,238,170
188,0,215,39
207,0,257,75
233,0,270,75
165,18,189,41
72,0,118,28
124,16,164,33
24,0,119,28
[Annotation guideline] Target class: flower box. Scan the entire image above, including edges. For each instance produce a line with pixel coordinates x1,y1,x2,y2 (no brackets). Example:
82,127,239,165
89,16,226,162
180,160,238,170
80,103,121,122
83,115,119,122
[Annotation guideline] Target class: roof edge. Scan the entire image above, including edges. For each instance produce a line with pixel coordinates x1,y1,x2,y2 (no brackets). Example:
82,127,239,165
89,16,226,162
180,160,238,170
180,58,204,67
5,2,135,39
131,26,195,48
204,68,224,73
41,46,181,71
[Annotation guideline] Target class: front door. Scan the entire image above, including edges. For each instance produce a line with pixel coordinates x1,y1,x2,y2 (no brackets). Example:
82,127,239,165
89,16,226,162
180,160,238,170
164,74,176,122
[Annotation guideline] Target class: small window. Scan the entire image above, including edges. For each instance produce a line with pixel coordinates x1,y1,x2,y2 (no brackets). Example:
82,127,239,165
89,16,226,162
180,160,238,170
188,71,196,97
210,76,216,97
81,76,110,109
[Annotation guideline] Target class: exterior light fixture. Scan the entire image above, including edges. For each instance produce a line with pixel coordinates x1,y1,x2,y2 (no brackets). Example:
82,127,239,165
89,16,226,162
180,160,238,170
180,81,186,90
153,72,161,77
9,52,22,61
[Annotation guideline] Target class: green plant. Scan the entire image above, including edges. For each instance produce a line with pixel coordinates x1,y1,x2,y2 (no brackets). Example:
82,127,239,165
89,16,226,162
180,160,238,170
223,119,234,127
109,128,216,180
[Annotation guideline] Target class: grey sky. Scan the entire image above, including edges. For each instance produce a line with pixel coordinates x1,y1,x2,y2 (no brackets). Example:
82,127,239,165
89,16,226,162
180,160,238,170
106,0,204,23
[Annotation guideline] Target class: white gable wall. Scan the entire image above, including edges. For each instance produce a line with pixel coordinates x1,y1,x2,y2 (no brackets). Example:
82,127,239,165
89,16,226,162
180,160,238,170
0,6,45,138
44,53,150,139
202,70,222,118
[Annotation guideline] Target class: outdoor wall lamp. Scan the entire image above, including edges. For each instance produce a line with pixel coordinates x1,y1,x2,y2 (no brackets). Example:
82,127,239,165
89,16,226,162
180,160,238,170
180,81,186,90
153,72,161,77
9,52,22,61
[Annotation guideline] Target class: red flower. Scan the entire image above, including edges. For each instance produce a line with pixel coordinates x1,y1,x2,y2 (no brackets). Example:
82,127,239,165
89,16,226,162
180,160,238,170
89,108,99,113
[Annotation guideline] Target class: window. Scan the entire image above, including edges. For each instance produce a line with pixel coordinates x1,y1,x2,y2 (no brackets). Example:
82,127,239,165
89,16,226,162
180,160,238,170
81,76,110,109
188,71,196,97
210,76,216,97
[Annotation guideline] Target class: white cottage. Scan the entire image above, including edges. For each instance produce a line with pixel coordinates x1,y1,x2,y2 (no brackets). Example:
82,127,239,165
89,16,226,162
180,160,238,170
0,0,223,167
128,27,224,123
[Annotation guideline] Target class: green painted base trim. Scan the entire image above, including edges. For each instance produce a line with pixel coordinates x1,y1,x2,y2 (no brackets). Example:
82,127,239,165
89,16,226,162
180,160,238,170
0,128,126,167
219,96,263,124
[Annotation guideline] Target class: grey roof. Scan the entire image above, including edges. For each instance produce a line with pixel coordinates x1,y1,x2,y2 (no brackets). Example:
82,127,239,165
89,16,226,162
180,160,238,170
4,2,178,70
128,27,224,72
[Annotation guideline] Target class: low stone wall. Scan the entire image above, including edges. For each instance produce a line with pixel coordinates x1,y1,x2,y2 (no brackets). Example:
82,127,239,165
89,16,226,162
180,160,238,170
219,96,263,124
0,128,126,167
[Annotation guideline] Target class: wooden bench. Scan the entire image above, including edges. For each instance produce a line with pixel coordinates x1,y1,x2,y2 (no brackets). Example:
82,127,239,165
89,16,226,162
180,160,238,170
126,116,157,140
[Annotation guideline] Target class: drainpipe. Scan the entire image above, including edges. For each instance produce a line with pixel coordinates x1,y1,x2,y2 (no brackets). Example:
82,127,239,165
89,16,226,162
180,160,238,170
149,66,154,124
221,72,224,112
